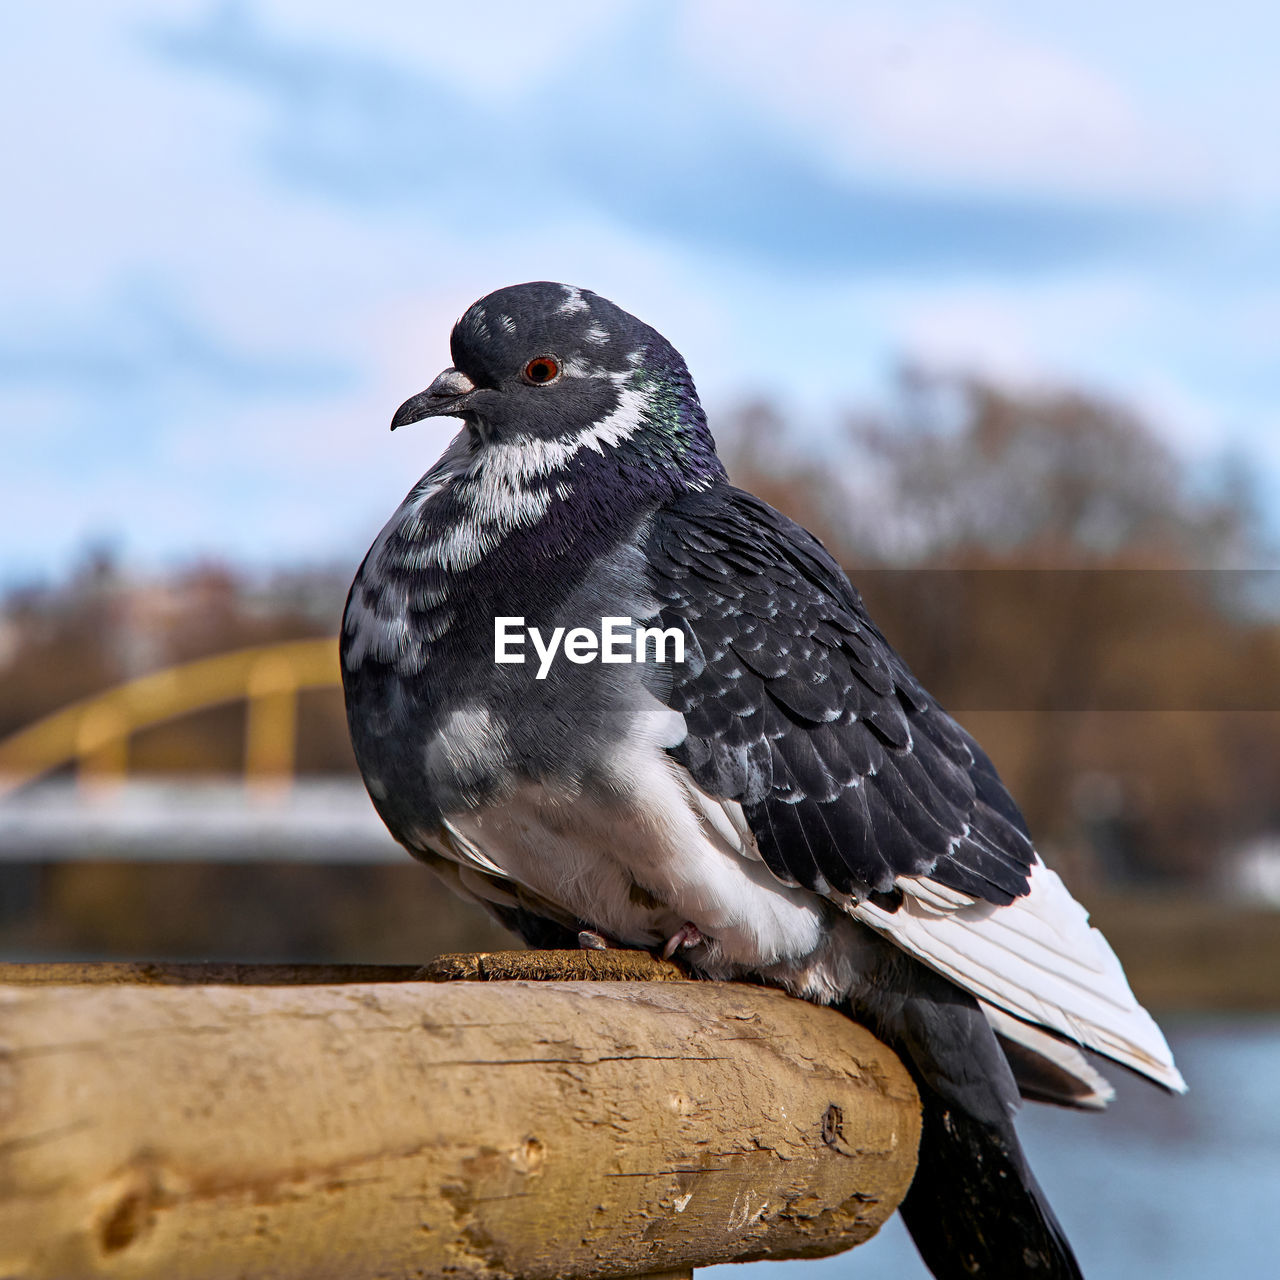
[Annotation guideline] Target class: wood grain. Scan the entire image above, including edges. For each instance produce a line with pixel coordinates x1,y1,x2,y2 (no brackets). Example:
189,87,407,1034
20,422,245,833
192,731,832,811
0,960,920,1280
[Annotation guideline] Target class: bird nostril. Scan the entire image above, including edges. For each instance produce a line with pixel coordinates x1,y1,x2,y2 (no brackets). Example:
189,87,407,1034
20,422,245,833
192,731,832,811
430,368,476,398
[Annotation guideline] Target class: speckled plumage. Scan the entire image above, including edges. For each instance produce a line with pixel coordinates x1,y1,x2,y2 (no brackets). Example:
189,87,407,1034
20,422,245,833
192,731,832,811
341,282,1182,1280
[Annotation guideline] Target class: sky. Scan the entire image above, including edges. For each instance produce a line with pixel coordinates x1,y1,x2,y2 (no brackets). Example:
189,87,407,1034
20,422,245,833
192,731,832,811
3,0,1280,582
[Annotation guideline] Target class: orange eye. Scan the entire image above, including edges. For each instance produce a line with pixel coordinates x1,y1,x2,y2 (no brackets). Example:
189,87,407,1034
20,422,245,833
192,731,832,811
523,356,560,384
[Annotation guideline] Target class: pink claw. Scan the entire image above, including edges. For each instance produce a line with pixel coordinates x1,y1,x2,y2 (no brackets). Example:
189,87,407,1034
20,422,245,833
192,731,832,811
662,922,704,960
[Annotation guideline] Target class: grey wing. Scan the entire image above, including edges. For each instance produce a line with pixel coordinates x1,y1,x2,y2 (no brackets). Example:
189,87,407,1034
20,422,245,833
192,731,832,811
643,485,1184,1095
646,485,1035,905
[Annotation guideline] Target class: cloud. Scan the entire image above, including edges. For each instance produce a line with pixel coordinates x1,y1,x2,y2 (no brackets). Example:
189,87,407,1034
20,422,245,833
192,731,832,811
0,281,353,401
3,1,1279,577
144,1,1177,276
248,0,627,102
681,0,1215,205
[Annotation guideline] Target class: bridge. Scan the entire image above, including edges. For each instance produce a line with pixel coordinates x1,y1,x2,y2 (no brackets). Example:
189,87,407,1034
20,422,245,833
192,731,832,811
0,639,402,862
0,638,343,797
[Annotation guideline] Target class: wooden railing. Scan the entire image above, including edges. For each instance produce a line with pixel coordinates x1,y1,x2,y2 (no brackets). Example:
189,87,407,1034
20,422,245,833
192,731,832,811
0,951,921,1279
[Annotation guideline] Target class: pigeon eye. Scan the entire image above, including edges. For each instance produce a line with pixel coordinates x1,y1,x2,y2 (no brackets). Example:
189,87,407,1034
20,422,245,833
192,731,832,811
523,356,560,385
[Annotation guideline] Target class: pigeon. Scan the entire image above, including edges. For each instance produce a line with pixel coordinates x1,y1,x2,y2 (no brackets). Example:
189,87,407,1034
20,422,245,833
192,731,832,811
341,281,1185,1280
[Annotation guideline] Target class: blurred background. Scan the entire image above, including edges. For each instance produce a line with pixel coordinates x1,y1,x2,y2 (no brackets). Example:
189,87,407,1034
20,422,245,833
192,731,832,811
2,3,1278,1277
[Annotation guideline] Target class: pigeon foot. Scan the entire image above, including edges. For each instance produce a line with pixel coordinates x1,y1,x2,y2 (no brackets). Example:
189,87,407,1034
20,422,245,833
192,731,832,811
661,922,704,960
577,930,611,951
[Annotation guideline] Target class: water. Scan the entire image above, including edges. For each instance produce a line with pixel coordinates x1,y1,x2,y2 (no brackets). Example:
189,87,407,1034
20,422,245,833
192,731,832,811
708,1017,1280,1279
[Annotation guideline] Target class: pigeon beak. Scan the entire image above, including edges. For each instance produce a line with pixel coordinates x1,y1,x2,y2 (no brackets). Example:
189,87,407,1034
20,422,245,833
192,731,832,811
390,368,478,430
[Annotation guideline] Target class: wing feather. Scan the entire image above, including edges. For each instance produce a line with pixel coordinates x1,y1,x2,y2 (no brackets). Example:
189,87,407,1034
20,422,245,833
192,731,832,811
984,1003,1116,1110
646,482,1183,1093
857,858,1186,1092
648,485,1034,901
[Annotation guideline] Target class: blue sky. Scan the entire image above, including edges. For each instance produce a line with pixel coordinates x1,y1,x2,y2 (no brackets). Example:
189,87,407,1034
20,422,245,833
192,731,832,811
3,0,1280,581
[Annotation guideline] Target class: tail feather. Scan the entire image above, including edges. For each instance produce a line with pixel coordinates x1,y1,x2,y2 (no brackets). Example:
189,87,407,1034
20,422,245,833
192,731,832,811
856,948,1086,1278
899,1076,1083,1279
986,1002,1116,1110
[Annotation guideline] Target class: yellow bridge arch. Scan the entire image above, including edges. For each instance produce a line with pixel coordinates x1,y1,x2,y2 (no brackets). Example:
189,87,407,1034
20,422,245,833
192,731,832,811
0,638,342,798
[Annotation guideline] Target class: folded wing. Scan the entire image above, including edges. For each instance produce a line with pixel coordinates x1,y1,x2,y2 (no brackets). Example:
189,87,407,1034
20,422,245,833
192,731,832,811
646,484,1184,1095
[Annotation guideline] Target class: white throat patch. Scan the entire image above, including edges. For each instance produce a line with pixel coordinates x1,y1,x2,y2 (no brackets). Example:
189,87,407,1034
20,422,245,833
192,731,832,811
345,367,652,674
481,369,648,485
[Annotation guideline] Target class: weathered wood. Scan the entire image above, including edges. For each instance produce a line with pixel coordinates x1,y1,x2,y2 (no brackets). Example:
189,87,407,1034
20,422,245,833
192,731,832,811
0,959,920,1280
422,949,688,983
0,961,427,987
0,951,684,988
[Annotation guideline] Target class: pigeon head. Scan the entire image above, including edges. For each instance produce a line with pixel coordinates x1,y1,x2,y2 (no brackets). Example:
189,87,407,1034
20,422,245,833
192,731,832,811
391,282,725,493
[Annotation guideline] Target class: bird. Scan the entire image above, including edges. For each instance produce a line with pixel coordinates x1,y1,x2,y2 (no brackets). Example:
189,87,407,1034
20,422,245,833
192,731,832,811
341,281,1185,1279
